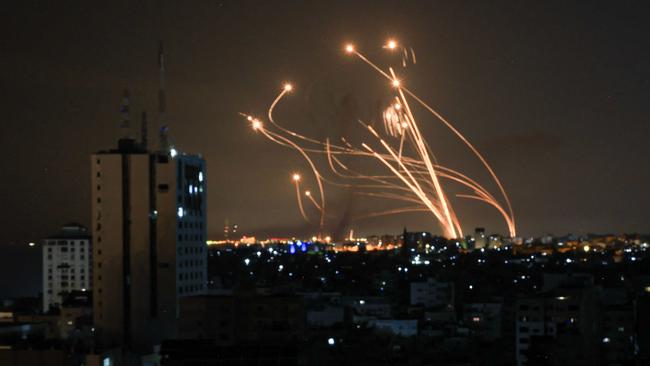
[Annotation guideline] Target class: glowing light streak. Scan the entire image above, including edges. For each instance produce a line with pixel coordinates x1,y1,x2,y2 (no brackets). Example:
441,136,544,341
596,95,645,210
293,174,309,222
242,40,516,238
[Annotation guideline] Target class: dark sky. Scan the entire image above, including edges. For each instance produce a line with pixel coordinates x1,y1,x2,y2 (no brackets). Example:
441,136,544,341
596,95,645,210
2,0,649,248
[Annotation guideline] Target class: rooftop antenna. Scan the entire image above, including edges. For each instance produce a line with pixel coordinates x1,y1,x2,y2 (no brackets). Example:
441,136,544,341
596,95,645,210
160,126,170,154
120,90,131,139
158,41,167,152
140,111,148,150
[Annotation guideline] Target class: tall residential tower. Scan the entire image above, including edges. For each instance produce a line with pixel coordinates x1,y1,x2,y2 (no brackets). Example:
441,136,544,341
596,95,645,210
91,136,207,352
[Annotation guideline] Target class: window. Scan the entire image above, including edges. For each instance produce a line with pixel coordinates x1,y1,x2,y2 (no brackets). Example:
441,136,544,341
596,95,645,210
96,172,101,178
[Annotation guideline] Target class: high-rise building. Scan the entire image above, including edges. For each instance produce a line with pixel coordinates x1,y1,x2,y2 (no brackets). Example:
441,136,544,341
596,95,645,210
91,136,207,352
42,224,92,313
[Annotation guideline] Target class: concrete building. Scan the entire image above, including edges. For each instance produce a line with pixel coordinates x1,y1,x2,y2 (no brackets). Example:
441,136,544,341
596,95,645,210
474,227,486,249
178,293,305,344
91,136,207,352
306,304,344,328
515,287,599,366
368,319,418,337
42,224,92,313
410,278,454,308
462,301,502,341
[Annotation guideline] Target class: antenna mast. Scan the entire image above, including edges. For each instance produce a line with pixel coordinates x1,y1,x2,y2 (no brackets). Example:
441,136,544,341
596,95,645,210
158,42,169,153
140,111,148,150
119,90,131,139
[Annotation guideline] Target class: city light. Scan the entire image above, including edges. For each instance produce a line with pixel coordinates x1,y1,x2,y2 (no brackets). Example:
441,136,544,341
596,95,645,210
386,39,397,50
345,44,354,53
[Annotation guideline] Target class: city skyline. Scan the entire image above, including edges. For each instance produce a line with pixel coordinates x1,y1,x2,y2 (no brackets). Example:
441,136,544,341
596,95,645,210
2,1,650,248
1,3,649,364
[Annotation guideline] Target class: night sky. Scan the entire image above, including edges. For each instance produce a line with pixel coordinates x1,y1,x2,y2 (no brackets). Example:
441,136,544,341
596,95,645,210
2,0,649,253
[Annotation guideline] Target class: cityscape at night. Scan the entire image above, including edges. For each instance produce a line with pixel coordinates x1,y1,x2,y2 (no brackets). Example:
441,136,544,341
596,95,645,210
1,1,649,365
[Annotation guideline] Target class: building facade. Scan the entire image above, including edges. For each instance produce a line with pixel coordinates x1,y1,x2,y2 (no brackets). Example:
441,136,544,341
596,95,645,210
91,137,207,352
42,224,92,313
410,278,454,308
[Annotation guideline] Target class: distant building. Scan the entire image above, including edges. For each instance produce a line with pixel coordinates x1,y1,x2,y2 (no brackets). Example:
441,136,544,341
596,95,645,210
42,224,92,313
178,293,305,343
410,278,454,309
401,229,433,255
307,304,344,328
474,227,486,249
368,319,418,337
91,136,207,352
515,287,599,366
462,301,502,341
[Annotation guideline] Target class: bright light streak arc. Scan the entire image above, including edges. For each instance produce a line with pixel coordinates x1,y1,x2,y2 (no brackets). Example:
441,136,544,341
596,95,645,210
242,39,517,238
349,43,515,237
293,176,309,222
